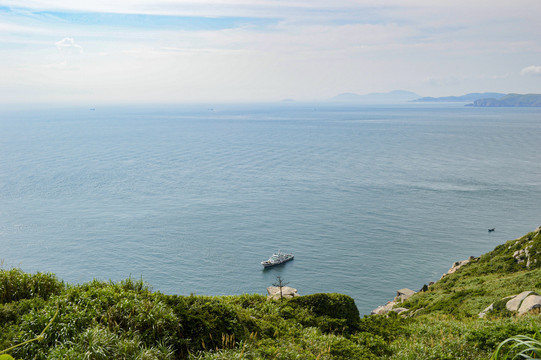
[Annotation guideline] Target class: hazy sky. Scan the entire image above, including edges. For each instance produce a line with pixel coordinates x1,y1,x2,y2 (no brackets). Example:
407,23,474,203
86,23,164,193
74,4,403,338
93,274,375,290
1,0,541,104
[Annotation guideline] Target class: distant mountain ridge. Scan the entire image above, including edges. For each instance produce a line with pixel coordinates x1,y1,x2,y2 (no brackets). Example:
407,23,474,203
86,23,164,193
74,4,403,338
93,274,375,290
330,90,420,103
468,93,541,107
329,91,541,106
414,92,506,102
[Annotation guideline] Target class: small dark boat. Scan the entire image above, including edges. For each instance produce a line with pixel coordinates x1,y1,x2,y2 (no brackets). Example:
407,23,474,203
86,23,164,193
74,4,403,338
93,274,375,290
488,228,495,232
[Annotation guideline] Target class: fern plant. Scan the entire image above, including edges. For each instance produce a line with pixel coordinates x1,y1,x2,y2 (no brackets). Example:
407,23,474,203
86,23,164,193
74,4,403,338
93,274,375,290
491,333,541,359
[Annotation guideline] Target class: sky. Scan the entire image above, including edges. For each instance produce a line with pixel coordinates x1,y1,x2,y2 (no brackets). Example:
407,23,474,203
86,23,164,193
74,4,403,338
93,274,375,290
1,0,541,104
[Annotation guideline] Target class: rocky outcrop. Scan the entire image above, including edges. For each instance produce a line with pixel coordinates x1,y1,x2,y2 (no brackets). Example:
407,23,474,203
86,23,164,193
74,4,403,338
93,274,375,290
478,304,493,318
395,288,416,303
479,291,541,317
391,307,409,314
518,295,541,315
512,245,537,268
506,226,541,269
371,288,416,315
441,256,476,279
267,286,299,300
371,301,396,315
506,291,536,311
371,256,477,316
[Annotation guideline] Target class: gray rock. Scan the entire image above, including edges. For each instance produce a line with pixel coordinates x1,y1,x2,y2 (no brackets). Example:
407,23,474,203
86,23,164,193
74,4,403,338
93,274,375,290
370,306,384,315
506,291,538,311
267,286,299,300
371,301,396,315
441,259,471,279
478,303,494,318
394,288,416,303
518,295,541,315
409,308,426,317
391,307,408,314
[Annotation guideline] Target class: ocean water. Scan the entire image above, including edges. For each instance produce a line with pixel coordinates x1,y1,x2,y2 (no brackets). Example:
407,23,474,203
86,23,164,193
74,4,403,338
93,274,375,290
1,103,540,314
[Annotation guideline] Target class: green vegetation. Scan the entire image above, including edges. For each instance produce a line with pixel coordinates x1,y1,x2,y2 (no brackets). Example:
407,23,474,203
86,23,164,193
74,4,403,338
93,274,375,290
2,227,541,358
401,228,541,318
0,271,398,359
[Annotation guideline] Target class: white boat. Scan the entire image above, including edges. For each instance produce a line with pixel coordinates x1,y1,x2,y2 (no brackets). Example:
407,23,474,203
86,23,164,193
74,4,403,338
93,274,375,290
261,251,294,268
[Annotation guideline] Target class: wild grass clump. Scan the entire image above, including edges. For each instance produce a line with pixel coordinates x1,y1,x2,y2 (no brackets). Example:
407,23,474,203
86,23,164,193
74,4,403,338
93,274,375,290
189,326,379,360
47,325,175,360
0,269,64,303
387,314,541,360
10,280,183,359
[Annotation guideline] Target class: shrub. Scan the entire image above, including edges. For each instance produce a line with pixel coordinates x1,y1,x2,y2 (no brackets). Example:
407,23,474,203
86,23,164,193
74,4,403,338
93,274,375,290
350,331,390,357
0,297,45,325
289,293,360,333
329,337,376,359
357,311,409,341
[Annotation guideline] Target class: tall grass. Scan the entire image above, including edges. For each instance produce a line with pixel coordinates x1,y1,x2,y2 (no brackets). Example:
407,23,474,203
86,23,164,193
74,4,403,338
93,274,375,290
0,269,64,303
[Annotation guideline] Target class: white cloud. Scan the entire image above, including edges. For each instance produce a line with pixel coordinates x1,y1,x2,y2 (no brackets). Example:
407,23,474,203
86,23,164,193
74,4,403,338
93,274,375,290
521,66,541,77
55,38,83,68
1,1,541,103
55,38,83,53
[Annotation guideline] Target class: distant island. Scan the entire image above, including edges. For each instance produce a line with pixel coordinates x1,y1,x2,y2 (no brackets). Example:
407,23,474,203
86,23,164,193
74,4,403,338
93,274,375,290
326,91,541,106
413,92,505,102
330,90,420,103
467,93,541,107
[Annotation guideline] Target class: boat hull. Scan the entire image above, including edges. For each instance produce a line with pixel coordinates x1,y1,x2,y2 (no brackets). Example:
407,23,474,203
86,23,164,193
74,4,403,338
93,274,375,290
261,255,294,268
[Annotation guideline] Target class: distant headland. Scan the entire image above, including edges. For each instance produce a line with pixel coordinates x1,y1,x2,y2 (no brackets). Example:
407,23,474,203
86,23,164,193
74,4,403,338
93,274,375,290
329,91,541,106
412,92,541,107
413,92,506,102
466,93,541,107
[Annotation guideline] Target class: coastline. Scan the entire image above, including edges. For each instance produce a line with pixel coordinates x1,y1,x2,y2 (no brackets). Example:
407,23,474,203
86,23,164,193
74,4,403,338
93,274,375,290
370,256,476,315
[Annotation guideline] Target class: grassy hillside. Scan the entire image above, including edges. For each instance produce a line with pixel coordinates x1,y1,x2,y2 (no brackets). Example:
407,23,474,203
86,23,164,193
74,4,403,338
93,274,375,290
400,226,541,318
2,227,541,359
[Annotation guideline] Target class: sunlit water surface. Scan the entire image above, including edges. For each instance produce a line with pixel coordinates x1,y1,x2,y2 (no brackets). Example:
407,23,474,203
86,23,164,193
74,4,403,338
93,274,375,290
1,103,540,314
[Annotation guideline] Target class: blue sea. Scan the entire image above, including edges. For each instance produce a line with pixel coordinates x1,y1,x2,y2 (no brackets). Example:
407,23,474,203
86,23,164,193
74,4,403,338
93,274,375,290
1,103,540,314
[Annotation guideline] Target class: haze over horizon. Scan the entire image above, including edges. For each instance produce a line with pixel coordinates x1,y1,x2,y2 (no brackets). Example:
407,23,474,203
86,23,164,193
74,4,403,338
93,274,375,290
1,1,541,104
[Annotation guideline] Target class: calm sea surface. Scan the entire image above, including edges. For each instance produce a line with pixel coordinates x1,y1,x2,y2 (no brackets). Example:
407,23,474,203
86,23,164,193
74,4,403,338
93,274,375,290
1,103,540,314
